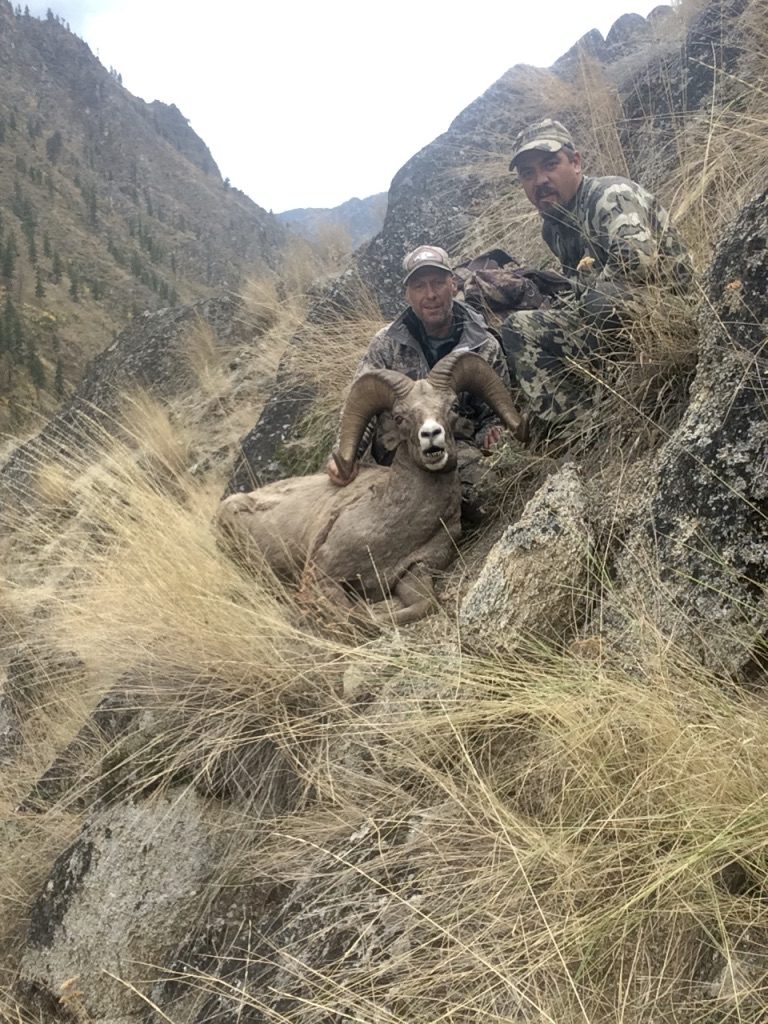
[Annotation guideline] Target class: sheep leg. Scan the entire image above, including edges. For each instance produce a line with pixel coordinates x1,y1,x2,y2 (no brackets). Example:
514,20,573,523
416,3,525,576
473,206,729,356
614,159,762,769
375,568,439,626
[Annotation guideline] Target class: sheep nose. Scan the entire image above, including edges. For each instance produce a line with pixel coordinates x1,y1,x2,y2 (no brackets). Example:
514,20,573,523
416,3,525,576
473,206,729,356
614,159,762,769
419,419,445,446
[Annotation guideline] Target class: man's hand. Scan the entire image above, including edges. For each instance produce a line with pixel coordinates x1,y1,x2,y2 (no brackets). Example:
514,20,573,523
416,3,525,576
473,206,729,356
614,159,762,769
326,454,359,486
479,425,504,452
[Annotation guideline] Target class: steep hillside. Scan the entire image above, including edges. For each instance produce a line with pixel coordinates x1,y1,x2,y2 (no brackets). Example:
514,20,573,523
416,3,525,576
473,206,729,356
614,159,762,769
1,1,768,1022
278,192,388,250
0,2,286,430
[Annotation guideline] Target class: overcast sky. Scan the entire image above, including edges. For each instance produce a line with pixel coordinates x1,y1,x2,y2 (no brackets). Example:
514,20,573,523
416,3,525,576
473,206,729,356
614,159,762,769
27,0,661,213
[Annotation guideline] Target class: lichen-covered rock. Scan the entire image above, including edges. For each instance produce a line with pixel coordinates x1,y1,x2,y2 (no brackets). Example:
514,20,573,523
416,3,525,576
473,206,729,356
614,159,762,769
460,464,593,651
606,189,768,674
21,791,230,1023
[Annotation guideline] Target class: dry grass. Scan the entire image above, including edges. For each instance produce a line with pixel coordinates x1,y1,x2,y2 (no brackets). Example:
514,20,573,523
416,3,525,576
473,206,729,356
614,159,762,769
82,634,768,1024
2,4,768,1021
278,274,386,473
1,388,768,1022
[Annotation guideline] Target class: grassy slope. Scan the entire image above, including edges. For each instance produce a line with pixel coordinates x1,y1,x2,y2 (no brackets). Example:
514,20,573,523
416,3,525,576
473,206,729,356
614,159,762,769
1,2,768,1022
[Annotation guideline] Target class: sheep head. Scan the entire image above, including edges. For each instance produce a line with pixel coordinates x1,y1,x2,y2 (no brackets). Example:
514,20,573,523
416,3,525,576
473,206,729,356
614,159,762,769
333,350,527,479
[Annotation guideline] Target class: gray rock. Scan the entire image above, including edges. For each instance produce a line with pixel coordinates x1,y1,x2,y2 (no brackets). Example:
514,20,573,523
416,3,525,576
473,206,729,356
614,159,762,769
460,464,593,651
21,791,230,1023
605,13,651,60
0,674,22,763
606,189,768,674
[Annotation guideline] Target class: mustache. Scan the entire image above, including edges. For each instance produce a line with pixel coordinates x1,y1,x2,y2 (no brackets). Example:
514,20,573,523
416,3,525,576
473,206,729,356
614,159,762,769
535,186,558,200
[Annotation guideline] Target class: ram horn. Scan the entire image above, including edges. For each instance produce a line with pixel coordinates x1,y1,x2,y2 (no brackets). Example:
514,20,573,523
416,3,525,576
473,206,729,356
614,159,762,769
428,351,528,442
333,370,414,479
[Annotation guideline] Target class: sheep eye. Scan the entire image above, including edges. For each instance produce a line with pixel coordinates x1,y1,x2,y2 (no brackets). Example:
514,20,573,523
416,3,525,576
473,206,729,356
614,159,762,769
394,414,404,425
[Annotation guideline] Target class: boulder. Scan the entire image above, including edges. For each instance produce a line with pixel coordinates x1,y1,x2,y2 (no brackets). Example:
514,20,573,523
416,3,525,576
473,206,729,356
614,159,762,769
21,791,230,1023
460,464,593,651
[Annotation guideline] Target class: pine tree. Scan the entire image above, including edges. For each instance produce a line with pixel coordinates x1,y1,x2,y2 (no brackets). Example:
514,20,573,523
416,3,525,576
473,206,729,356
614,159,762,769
45,130,63,164
26,339,46,389
2,233,17,280
2,295,23,382
54,356,64,398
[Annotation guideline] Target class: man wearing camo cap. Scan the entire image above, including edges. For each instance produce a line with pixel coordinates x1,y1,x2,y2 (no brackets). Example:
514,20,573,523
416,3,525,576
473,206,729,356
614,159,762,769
326,244,512,521
502,118,693,426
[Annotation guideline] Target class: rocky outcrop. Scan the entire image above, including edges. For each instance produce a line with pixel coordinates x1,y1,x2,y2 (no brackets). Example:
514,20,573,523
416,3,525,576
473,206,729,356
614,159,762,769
0,292,272,500
460,465,593,651
606,190,768,674
21,792,230,1023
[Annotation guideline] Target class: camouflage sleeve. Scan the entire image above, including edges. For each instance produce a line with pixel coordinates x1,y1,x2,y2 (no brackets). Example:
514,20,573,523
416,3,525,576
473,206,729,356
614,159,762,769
587,179,664,290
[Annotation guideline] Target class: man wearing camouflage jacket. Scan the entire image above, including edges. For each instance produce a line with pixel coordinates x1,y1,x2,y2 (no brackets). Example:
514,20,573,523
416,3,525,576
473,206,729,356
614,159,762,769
502,119,693,425
326,244,511,519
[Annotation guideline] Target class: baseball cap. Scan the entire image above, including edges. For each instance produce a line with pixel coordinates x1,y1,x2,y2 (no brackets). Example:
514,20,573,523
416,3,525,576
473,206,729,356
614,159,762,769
402,245,453,285
508,119,575,170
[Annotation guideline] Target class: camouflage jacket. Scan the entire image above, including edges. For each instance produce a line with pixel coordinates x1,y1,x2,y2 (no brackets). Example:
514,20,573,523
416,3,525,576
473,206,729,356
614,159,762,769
350,301,510,461
542,174,693,318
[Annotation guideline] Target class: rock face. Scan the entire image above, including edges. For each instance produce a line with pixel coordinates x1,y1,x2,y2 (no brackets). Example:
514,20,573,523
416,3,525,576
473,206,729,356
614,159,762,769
460,465,593,651
607,190,768,673
21,792,229,1023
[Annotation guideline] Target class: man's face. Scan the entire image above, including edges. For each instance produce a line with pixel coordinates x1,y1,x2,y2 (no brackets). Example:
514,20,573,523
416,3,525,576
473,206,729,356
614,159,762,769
405,268,457,336
515,147,582,213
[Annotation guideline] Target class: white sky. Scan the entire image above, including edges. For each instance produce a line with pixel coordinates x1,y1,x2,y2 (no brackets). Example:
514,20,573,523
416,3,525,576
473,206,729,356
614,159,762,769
27,0,662,212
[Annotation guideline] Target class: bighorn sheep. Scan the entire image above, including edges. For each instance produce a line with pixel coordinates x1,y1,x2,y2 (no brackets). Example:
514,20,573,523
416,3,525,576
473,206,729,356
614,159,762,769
217,351,527,625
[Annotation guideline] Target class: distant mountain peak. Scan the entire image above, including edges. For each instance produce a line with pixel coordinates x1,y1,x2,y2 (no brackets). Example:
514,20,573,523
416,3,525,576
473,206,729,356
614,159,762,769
277,193,387,250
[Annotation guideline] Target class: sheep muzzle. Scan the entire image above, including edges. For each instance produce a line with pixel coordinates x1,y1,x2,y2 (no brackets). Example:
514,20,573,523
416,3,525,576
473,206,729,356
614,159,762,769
418,417,450,471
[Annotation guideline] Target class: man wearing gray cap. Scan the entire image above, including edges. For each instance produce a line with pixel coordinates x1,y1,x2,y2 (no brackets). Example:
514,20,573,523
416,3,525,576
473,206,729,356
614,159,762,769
502,118,693,426
326,244,513,520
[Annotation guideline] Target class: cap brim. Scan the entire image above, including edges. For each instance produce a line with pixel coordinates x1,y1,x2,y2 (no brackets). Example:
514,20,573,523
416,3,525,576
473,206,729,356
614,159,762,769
403,262,454,286
508,138,566,171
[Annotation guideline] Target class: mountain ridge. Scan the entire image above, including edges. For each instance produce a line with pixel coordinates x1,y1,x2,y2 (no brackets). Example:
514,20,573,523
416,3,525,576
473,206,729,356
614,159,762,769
0,1,287,429
277,193,387,250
